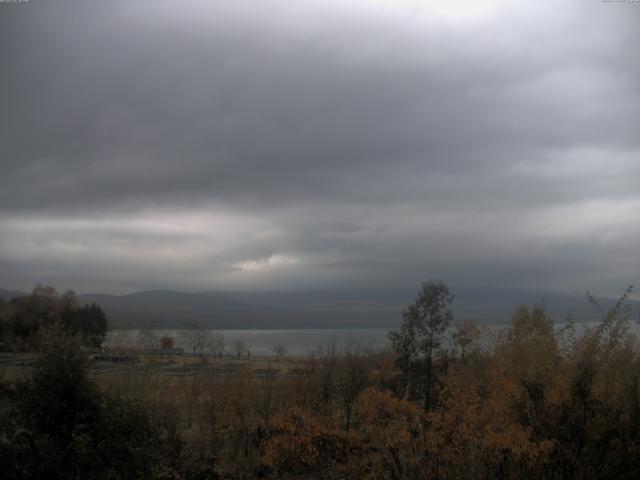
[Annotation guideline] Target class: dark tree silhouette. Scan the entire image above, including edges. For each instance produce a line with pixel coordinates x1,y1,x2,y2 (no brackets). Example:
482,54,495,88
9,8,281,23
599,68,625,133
388,280,454,410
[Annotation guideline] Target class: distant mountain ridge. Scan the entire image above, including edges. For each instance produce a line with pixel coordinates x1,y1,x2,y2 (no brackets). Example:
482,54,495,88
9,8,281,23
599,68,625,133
77,290,398,329
0,289,26,301
2,286,637,329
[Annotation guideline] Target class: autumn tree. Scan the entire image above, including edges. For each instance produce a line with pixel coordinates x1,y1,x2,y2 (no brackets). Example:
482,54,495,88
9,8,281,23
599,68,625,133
182,323,209,356
352,387,425,479
160,335,175,349
272,345,287,361
224,367,263,461
137,325,159,351
424,369,555,479
178,372,205,429
338,351,368,431
544,286,640,479
316,345,339,416
263,407,347,478
389,280,454,410
234,339,247,357
495,304,558,406
452,319,482,361
209,330,225,357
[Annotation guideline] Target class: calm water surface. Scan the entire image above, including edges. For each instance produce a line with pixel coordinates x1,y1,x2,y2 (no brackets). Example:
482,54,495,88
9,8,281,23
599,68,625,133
106,322,640,356
106,328,390,356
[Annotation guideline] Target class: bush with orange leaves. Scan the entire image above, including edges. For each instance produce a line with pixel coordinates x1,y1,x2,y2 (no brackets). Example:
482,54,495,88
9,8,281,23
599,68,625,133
262,406,348,478
349,387,426,479
424,370,555,480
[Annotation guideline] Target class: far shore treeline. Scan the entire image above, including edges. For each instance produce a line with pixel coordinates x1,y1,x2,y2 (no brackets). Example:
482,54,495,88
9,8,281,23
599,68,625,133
2,281,640,479
0,285,108,350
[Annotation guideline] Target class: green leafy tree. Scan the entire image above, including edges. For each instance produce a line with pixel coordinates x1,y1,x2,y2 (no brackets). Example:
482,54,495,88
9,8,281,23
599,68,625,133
22,325,101,448
389,280,454,410
12,324,180,479
81,303,108,348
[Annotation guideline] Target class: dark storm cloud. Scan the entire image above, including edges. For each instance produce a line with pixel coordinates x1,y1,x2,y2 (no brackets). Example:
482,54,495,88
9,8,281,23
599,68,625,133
1,0,639,294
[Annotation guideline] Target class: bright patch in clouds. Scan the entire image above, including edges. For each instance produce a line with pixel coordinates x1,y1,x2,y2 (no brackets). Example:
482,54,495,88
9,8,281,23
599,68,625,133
526,198,640,245
377,0,513,19
424,0,510,18
233,255,301,272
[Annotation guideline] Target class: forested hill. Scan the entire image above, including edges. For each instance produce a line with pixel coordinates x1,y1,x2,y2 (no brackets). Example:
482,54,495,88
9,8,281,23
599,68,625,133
3,287,636,329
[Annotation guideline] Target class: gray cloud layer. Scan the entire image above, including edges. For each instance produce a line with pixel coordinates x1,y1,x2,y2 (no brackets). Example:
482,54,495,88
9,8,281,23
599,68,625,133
1,0,639,294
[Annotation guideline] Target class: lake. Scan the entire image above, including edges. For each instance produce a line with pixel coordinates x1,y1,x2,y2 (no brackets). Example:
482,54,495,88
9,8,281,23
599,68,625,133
106,328,391,356
106,321,640,356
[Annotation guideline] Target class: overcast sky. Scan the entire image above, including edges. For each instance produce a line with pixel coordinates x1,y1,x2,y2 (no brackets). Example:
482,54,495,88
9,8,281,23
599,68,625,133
1,0,639,295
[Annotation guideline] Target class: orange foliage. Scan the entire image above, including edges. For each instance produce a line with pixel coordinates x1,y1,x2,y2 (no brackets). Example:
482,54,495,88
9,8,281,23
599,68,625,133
349,387,425,479
422,369,555,479
262,407,347,477
160,336,175,349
